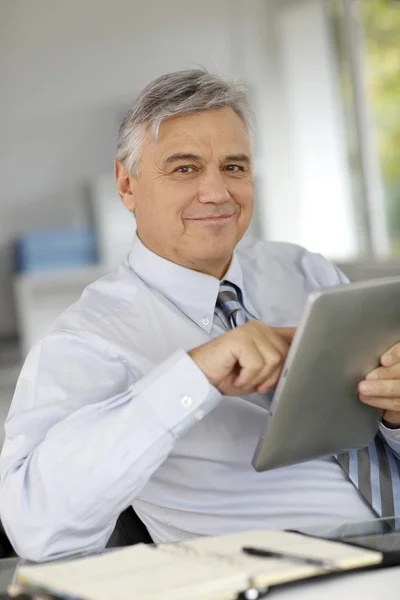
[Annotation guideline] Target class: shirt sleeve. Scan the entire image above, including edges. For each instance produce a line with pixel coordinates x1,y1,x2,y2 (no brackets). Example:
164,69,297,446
0,329,220,562
302,250,350,288
379,423,400,459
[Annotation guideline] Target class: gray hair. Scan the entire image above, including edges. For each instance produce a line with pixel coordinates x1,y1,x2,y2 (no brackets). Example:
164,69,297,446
115,69,253,175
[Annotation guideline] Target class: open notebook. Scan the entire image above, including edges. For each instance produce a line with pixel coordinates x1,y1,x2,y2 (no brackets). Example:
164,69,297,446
15,530,383,600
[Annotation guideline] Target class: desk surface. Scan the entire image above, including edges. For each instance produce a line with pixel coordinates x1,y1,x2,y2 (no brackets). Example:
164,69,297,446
271,565,400,599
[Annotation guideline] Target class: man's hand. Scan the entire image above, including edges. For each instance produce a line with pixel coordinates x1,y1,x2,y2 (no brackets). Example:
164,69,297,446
359,342,400,428
189,321,296,397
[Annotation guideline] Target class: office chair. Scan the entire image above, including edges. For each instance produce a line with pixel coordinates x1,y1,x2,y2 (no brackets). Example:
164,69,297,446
106,506,152,548
0,524,14,558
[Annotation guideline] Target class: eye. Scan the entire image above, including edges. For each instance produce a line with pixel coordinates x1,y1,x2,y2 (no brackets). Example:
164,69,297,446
224,164,245,173
175,165,195,174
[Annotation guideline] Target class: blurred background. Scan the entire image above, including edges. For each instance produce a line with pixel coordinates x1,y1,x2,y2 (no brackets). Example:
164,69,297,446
0,0,399,441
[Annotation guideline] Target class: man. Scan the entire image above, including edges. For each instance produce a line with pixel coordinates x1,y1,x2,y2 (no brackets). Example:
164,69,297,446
1,69,400,562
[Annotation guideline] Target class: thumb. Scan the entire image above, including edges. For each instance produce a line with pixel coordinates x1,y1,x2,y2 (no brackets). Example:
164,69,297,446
274,327,297,344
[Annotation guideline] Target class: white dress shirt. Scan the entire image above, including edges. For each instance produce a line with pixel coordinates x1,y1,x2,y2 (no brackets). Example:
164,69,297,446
1,235,399,562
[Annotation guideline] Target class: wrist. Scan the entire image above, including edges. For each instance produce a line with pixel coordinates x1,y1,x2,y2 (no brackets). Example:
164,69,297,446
188,345,225,390
188,347,213,383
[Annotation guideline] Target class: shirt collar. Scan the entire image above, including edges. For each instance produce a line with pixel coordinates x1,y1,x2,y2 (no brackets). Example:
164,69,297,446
127,234,248,333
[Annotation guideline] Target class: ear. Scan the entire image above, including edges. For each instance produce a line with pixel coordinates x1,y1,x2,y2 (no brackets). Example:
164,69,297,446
114,162,136,211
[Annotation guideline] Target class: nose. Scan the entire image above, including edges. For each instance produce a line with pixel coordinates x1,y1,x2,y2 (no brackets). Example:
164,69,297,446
197,168,231,205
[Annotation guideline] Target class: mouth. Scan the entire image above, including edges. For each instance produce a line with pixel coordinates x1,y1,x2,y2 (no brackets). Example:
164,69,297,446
185,214,236,223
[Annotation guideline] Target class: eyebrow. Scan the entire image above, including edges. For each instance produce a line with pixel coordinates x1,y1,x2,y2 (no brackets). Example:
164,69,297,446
163,153,251,165
223,154,251,165
164,153,202,164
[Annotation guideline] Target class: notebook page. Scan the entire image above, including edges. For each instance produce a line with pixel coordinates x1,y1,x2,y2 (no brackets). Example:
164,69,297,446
159,542,317,588
166,530,382,587
18,544,249,600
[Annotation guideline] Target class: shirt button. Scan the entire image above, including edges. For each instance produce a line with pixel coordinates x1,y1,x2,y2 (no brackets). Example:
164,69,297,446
195,410,204,421
181,396,192,408
201,317,209,326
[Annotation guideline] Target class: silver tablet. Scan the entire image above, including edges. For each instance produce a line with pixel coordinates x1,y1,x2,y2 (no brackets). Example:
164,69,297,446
252,276,400,472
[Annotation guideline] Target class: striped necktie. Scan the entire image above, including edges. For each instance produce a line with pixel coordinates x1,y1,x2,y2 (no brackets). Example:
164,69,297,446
337,440,400,518
215,282,400,518
215,280,249,328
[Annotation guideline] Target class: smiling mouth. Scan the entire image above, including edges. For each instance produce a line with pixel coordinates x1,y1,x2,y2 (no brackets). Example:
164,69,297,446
185,214,236,222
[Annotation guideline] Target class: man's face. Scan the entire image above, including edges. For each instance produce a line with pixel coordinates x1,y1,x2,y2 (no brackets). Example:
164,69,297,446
116,107,254,278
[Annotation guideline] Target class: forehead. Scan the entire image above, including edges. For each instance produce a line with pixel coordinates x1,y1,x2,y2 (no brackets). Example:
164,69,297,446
154,107,251,156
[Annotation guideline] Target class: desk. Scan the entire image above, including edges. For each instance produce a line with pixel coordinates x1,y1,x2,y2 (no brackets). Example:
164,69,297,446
272,566,400,599
0,559,399,599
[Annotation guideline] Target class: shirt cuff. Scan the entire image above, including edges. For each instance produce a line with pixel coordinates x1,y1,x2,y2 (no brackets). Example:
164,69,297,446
379,422,400,457
134,348,221,438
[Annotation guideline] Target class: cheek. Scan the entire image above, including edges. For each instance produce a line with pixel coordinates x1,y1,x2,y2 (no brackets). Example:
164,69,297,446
233,181,254,211
163,183,200,220
139,183,192,228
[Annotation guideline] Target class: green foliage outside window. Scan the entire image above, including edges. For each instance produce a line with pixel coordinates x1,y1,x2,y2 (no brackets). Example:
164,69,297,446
328,0,400,254
361,0,400,251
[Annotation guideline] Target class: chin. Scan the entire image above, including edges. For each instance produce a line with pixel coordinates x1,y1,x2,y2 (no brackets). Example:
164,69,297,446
184,230,242,268
195,243,234,265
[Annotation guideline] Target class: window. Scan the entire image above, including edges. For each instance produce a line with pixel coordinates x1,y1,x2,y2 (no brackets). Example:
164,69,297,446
327,0,400,256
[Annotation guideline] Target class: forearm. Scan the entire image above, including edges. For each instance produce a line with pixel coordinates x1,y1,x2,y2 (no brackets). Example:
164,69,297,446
0,350,220,561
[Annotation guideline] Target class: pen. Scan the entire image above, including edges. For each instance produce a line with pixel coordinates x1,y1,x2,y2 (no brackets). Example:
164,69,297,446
242,546,340,571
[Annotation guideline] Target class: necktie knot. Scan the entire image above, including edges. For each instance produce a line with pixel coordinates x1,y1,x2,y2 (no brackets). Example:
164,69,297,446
215,281,248,329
